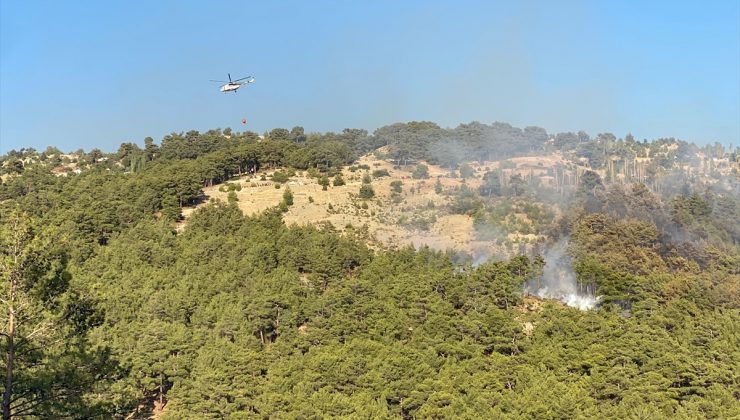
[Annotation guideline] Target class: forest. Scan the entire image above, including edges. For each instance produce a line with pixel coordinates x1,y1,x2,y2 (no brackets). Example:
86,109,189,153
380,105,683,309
0,121,738,418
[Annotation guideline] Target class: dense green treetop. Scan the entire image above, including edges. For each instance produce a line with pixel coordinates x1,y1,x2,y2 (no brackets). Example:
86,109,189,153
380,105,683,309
0,121,737,418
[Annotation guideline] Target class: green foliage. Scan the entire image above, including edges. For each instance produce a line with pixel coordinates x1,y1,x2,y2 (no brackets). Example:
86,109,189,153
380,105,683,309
306,167,320,178
390,180,403,194
282,186,294,206
271,171,290,183
161,195,182,222
362,172,372,184
348,164,371,172
319,175,330,191
0,209,120,417
479,171,501,197
459,163,475,179
472,199,554,242
285,139,353,170
2,122,738,418
450,184,483,215
359,184,375,199
373,121,551,166
333,173,346,186
669,193,739,244
372,169,390,178
573,213,666,276
218,182,242,193
508,173,528,196
398,213,437,231
268,128,291,141
412,164,429,179
579,170,604,193
1,191,737,419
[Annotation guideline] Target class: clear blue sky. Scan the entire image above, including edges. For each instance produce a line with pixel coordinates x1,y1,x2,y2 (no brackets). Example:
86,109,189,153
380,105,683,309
1,0,738,153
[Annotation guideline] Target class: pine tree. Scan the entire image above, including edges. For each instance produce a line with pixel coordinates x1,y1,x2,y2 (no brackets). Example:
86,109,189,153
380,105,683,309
359,184,375,199
282,186,294,206
319,175,330,191
0,210,115,418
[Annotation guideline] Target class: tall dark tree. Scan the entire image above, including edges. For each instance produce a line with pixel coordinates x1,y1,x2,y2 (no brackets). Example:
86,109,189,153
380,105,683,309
479,171,501,197
144,137,158,161
268,128,291,142
290,126,306,143
0,210,115,418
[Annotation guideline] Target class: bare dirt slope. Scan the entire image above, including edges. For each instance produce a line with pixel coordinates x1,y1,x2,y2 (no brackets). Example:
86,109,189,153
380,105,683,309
186,153,519,259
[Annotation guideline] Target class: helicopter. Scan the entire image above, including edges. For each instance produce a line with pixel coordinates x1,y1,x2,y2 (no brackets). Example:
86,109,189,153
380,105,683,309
210,73,255,93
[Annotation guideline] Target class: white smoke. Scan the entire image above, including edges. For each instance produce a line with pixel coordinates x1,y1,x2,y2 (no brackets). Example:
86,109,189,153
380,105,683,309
527,239,600,310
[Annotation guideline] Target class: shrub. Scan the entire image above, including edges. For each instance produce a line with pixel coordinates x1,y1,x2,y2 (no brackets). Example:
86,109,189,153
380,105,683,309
412,164,429,179
282,186,294,206
460,163,475,179
319,175,330,191
272,171,290,183
349,164,370,172
390,180,403,193
372,169,390,178
435,178,443,194
359,184,375,199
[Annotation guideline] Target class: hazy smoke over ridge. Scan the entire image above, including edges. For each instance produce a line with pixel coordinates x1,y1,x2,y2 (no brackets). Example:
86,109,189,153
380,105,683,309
527,239,600,310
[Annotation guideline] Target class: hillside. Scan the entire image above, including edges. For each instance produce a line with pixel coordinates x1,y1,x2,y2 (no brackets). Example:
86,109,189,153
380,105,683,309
1,123,738,418
192,152,513,259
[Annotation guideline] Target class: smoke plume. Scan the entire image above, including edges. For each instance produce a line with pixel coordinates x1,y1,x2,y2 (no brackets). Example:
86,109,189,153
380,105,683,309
527,238,600,310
